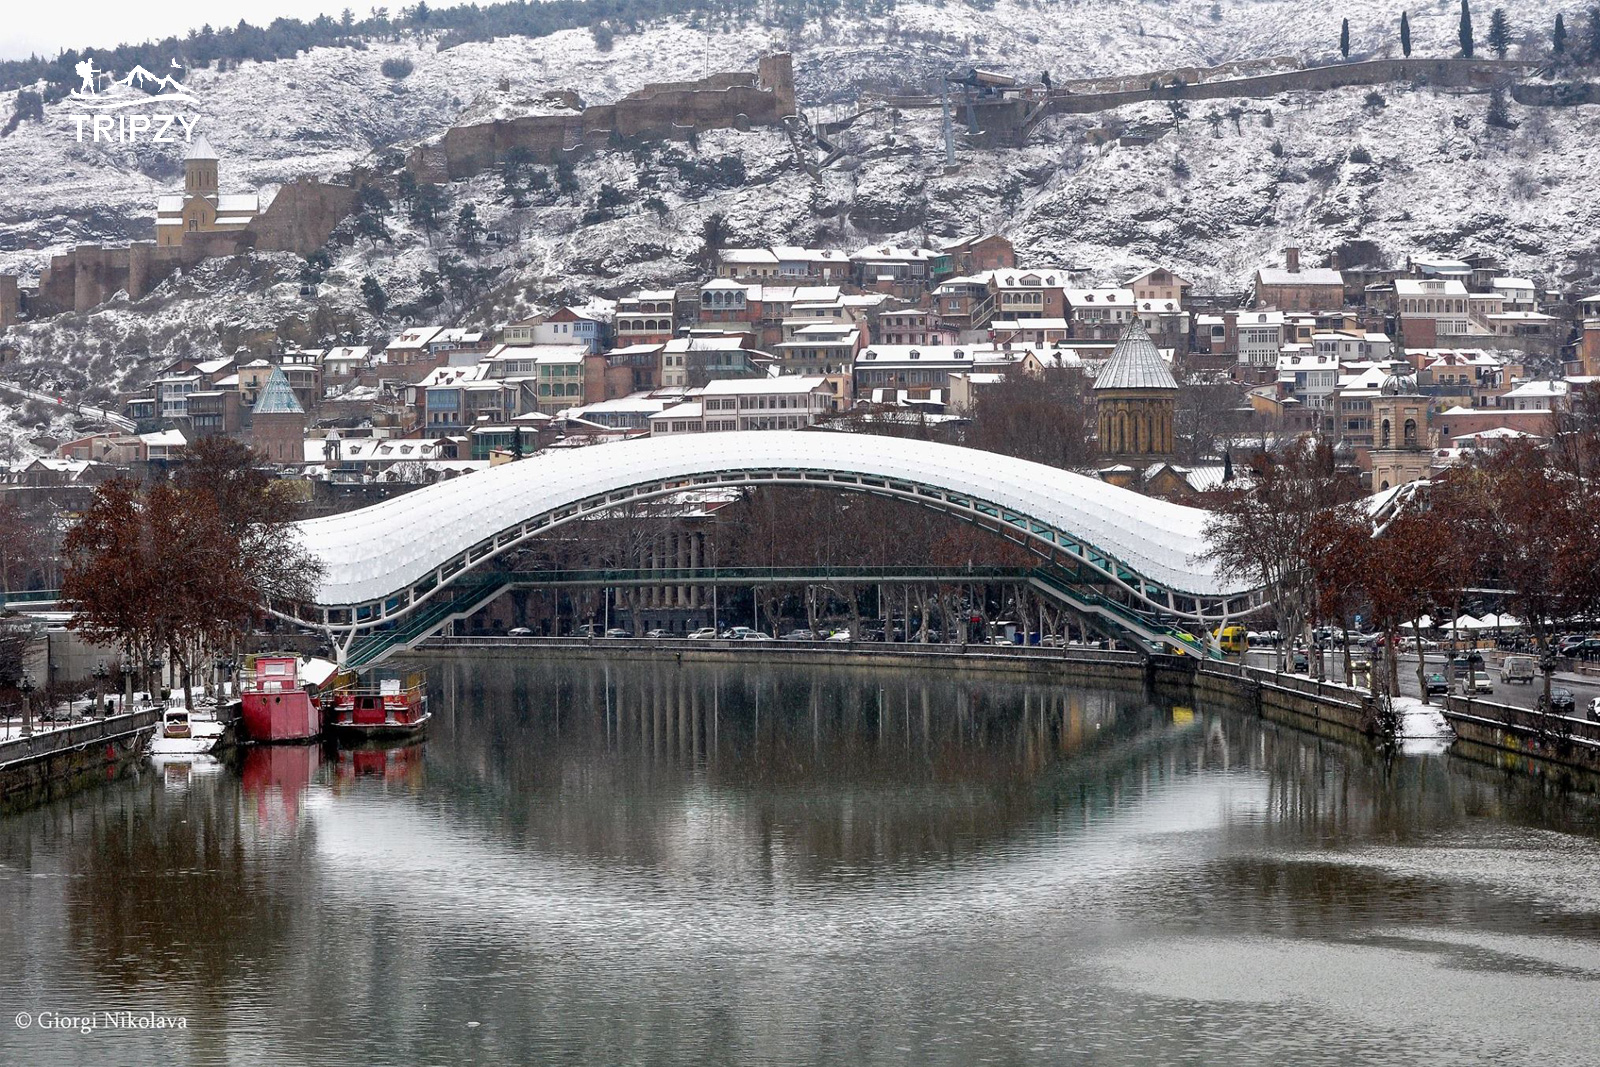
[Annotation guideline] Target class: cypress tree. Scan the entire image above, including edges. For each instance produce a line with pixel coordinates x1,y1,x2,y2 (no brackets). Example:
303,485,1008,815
1460,0,1475,58
1488,8,1510,58
1589,7,1600,62
1553,12,1566,56
1401,11,1413,57
1486,85,1515,128
1341,18,1351,58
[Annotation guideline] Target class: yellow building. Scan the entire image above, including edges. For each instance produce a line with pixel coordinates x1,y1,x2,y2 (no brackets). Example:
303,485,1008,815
1094,319,1178,468
155,135,260,247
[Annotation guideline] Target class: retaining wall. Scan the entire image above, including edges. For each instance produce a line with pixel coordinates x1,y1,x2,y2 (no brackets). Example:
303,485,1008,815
0,709,159,813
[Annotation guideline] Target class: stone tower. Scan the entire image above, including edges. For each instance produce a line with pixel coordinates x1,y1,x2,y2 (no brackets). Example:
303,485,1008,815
1093,320,1178,464
1369,368,1433,491
249,366,307,465
184,134,219,196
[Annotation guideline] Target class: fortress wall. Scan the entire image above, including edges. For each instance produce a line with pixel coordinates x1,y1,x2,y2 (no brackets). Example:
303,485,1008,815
1040,58,1523,120
249,178,359,254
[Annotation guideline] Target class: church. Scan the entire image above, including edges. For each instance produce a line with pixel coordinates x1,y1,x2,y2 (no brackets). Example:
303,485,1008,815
155,136,261,247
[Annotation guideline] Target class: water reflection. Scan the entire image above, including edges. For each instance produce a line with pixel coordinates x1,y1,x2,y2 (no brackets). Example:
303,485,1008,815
0,657,1598,1067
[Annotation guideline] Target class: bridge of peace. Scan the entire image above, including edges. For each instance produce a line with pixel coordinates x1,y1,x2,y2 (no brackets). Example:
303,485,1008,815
284,430,1260,668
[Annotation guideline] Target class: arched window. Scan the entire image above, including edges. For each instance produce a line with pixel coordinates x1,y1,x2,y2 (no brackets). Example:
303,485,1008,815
1403,418,1417,447
1381,419,1391,448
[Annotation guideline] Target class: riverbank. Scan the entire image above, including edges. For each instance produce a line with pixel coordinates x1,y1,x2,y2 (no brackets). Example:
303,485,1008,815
0,709,160,814
416,636,1600,790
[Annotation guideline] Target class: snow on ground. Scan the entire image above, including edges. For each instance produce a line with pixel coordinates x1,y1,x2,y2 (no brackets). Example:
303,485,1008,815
1391,694,1455,755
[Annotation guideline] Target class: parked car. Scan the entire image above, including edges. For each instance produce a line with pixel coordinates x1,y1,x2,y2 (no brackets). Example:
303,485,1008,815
643,629,675,639
604,628,633,639
1425,673,1449,696
1458,672,1494,694
1291,651,1310,673
1500,655,1536,684
507,627,533,637
1549,687,1577,713
781,629,816,641
686,627,719,640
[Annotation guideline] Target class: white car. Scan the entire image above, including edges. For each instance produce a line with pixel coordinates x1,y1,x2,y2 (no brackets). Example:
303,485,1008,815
1589,697,1600,723
826,630,852,642
686,627,719,640
507,627,532,637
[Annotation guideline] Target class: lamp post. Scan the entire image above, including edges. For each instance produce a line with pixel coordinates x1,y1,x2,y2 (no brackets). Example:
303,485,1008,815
92,662,109,718
19,673,35,737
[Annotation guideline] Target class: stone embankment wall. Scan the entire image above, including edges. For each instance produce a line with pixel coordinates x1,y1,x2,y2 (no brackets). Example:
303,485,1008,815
409,53,796,182
27,178,358,316
0,709,159,813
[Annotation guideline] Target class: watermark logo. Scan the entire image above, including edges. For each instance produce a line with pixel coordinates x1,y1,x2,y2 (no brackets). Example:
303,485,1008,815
64,58,201,144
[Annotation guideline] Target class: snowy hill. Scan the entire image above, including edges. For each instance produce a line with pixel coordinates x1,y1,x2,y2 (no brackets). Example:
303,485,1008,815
0,0,1596,457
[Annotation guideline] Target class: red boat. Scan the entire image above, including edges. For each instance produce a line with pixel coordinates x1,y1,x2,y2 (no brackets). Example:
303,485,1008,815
239,655,330,743
323,670,430,742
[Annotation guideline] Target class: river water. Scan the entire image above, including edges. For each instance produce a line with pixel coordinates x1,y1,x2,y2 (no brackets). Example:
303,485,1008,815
4,656,1600,1066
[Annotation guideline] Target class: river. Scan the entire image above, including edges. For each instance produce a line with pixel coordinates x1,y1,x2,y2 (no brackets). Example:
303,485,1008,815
3,655,1600,1066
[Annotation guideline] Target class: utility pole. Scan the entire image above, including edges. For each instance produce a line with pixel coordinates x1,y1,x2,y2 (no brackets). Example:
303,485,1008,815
940,79,956,167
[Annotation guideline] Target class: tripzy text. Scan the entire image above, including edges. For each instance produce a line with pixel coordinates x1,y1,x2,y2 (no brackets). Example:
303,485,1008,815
71,114,200,143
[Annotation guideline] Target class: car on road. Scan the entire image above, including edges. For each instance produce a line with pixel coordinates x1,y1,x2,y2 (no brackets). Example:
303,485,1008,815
1425,673,1449,696
1589,697,1600,723
742,632,775,642
643,629,675,639
1549,688,1577,714
1458,671,1494,695
1291,651,1310,673
825,630,853,642
1500,655,1536,684
604,628,633,639
781,629,816,641
507,627,533,637
686,627,719,640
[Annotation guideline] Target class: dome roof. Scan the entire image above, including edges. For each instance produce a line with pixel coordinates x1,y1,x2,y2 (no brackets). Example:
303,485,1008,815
1379,370,1419,396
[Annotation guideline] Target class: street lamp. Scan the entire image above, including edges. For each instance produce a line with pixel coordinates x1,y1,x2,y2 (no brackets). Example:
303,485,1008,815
92,662,109,718
19,673,35,736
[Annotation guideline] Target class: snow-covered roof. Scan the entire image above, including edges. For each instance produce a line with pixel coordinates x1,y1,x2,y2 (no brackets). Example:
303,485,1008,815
1395,278,1468,297
1258,266,1343,286
702,376,828,395
1093,321,1177,392
292,432,1252,607
185,134,219,161
139,429,187,447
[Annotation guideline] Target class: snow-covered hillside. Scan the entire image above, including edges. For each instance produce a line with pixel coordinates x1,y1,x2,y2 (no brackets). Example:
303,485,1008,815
0,0,1596,458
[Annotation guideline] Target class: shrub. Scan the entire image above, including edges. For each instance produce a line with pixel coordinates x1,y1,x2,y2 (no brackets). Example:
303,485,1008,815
1349,144,1372,164
381,57,414,80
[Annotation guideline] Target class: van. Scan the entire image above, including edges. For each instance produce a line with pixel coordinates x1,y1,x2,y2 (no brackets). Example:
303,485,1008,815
1213,625,1247,655
1500,655,1536,684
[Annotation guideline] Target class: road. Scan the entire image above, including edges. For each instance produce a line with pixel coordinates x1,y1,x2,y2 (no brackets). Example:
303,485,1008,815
1245,648,1600,716
0,380,136,432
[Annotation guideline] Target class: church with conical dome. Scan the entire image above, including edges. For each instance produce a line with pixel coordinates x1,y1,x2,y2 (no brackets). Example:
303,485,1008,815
1092,320,1178,469
154,135,261,247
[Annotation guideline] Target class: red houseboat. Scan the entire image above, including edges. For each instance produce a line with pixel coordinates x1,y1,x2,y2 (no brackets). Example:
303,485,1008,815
324,670,431,742
239,655,332,743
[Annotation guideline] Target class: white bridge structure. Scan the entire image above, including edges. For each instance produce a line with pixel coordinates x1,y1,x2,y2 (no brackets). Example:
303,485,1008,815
286,432,1259,666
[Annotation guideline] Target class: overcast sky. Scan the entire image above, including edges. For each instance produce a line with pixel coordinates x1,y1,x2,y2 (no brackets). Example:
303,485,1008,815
2,1,466,61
